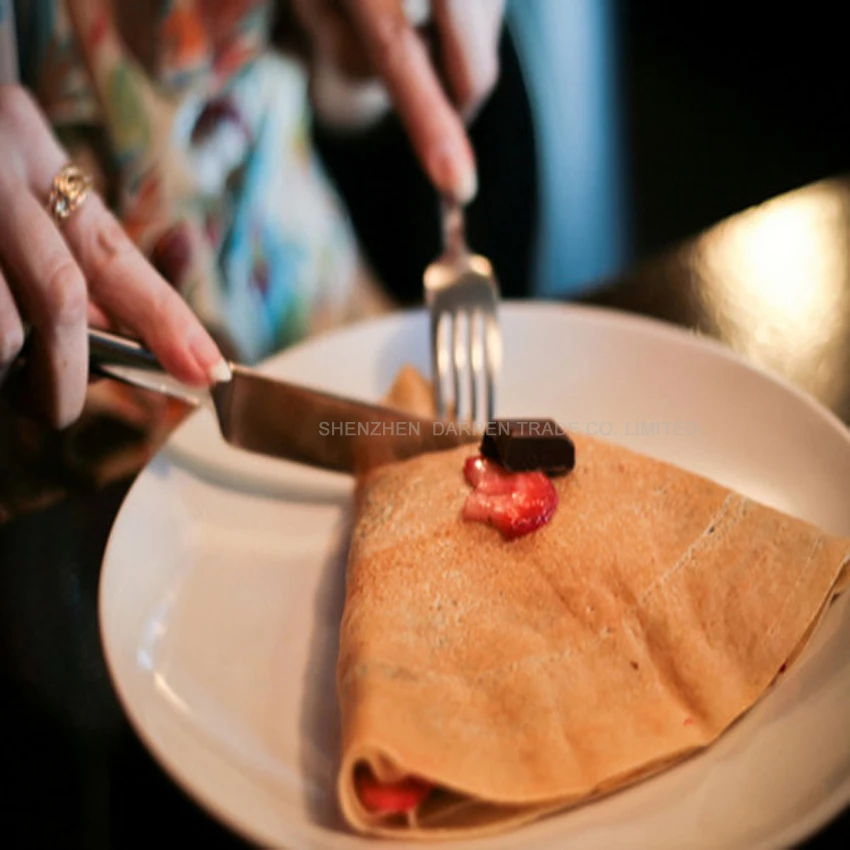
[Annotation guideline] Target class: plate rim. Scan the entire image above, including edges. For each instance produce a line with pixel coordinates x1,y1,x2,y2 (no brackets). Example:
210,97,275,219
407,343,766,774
98,301,850,849
163,299,850,468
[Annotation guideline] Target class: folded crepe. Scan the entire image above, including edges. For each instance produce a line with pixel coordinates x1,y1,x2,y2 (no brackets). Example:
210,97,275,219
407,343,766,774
335,368,850,839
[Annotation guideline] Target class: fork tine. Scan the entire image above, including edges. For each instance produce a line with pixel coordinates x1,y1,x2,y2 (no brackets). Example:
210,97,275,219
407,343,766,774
431,311,448,420
425,200,500,425
468,309,482,425
484,309,500,422
452,311,465,422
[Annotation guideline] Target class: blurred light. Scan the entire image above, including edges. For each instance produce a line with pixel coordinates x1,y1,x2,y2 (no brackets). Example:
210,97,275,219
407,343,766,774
699,185,850,406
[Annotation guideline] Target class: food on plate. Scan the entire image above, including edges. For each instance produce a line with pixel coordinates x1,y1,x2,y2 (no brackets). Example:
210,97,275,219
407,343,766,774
480,418,575,475
462,454,559,540
334,368,850,838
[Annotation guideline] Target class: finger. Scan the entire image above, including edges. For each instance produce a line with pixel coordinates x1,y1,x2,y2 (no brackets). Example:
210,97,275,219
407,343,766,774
343,0,478,202
431,0,504,120
0,264,26,382
7,90,229,386
61,196,230,384
87,301,112,329
0,185,88,428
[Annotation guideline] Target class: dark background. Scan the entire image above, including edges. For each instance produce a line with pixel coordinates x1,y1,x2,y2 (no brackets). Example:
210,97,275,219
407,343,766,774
621,1,850,261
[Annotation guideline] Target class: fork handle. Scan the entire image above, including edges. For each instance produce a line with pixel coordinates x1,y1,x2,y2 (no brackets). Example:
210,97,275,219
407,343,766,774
440,196,468,259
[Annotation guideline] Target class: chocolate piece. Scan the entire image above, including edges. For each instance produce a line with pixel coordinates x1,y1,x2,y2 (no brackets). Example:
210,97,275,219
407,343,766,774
480,419,575,475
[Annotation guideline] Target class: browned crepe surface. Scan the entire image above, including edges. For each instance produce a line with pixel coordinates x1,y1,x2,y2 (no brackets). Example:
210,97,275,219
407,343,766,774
336,370,850,838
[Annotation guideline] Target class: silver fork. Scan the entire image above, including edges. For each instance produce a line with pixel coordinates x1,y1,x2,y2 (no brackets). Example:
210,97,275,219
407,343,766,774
424,198,501,425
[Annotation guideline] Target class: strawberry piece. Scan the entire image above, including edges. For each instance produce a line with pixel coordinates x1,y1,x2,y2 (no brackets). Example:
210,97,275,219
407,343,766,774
462,455,558,540
356,769,433,814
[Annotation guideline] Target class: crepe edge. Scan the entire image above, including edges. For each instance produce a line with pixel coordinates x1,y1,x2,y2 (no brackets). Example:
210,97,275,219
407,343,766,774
335,545,850,839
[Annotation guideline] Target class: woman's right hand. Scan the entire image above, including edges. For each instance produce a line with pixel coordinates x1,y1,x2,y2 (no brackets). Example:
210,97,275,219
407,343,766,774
291,0,506,204
0,85,229,429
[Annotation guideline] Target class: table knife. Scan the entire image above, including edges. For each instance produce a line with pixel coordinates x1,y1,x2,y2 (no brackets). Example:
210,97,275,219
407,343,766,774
86,328,476,475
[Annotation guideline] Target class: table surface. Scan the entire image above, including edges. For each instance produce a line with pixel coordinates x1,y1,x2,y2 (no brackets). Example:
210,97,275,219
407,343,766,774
2,176,850,848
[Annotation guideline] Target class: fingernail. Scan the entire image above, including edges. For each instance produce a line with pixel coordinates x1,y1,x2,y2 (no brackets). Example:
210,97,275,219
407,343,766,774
190,331,231,384
455,167,478,205
430,139,478,205
207,357,232,383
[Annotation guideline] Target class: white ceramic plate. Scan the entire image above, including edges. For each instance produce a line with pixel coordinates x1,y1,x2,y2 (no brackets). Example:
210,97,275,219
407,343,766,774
100,303,850,850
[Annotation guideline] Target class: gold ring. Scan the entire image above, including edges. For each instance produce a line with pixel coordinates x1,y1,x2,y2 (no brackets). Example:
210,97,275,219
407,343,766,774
47,163,93,224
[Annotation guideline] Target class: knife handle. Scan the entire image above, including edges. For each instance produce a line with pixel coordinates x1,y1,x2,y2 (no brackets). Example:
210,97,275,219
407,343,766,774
88,328,210,407
88,327,161,371
6,327,214,412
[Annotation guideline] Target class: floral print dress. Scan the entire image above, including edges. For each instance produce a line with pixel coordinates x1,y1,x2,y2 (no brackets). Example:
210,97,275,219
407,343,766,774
11,0,375,363
0,1,388,509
